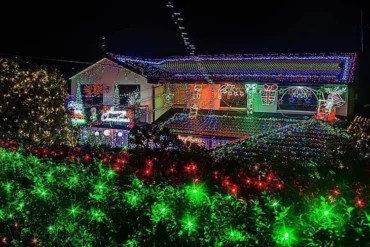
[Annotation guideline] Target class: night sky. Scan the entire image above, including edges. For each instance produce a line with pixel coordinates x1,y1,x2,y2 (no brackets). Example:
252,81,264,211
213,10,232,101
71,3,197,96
0,1,367,86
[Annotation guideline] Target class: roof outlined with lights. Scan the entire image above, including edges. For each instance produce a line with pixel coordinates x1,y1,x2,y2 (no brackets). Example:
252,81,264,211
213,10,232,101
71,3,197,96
109,53,356,83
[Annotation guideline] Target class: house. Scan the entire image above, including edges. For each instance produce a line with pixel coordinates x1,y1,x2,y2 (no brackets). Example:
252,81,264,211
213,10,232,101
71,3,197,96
69,53,357,147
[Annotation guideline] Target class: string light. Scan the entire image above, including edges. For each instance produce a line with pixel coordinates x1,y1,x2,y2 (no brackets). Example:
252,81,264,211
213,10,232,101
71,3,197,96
112,53,357,83
0,58,77,146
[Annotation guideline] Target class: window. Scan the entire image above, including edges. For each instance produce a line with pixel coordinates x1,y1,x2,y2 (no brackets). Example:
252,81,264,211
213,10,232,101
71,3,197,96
118,85,141,106
171,84,187,106
81,84,103,106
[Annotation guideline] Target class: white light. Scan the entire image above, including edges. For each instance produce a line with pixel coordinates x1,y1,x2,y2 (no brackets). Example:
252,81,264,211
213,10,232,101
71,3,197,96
95,131,99,136
71,119,85,123
117,132,123,137
101,107,130,123
103,130,111,136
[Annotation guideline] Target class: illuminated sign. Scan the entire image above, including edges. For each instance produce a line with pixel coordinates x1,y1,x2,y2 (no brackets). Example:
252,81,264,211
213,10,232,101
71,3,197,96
101,107,130,123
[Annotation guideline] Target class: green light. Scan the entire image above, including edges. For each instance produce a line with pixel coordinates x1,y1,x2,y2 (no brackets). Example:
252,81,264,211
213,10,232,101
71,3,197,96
227,228,245,241
107,169,116,178
89,208,105,222
324,210,329,216
2,181,12,193
274,226,296,245
181,215,197,233
68,205,82,218
48,225,55,234
185,183,209,205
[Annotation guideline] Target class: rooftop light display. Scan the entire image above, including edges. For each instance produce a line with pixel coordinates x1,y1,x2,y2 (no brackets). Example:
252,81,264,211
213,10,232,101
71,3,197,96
111,53,356,83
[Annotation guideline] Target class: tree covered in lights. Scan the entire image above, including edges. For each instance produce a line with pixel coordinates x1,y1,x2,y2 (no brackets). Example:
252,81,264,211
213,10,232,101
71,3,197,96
0,58,77,146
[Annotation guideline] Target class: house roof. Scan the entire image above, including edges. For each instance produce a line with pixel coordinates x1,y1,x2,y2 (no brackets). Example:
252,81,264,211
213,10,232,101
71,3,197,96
165,113,302,139
109,53,357,83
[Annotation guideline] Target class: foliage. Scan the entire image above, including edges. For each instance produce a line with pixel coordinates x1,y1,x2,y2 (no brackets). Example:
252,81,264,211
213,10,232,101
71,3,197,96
129,123,184,151
0,58,78,146
1,146,370,246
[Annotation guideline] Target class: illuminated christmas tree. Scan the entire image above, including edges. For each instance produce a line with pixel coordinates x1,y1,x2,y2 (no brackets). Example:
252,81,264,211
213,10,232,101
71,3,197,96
113,83,120,108
76,82,83,105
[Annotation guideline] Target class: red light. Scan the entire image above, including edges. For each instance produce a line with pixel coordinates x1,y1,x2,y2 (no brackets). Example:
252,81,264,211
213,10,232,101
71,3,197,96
333,190,340,195
277,184,282,189
357,200,364,208
194,178,199,183
169,167,175,173
145,169,151,175
246,179,251,184
230,185,238,194
2,237,7,243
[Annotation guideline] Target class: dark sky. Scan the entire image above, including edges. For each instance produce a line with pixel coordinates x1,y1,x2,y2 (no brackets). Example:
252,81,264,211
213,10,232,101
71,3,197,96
0,0,366,74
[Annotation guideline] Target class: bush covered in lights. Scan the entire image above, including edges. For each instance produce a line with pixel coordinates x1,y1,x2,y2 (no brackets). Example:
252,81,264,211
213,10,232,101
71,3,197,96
1,147,370,247
0,58,77,146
